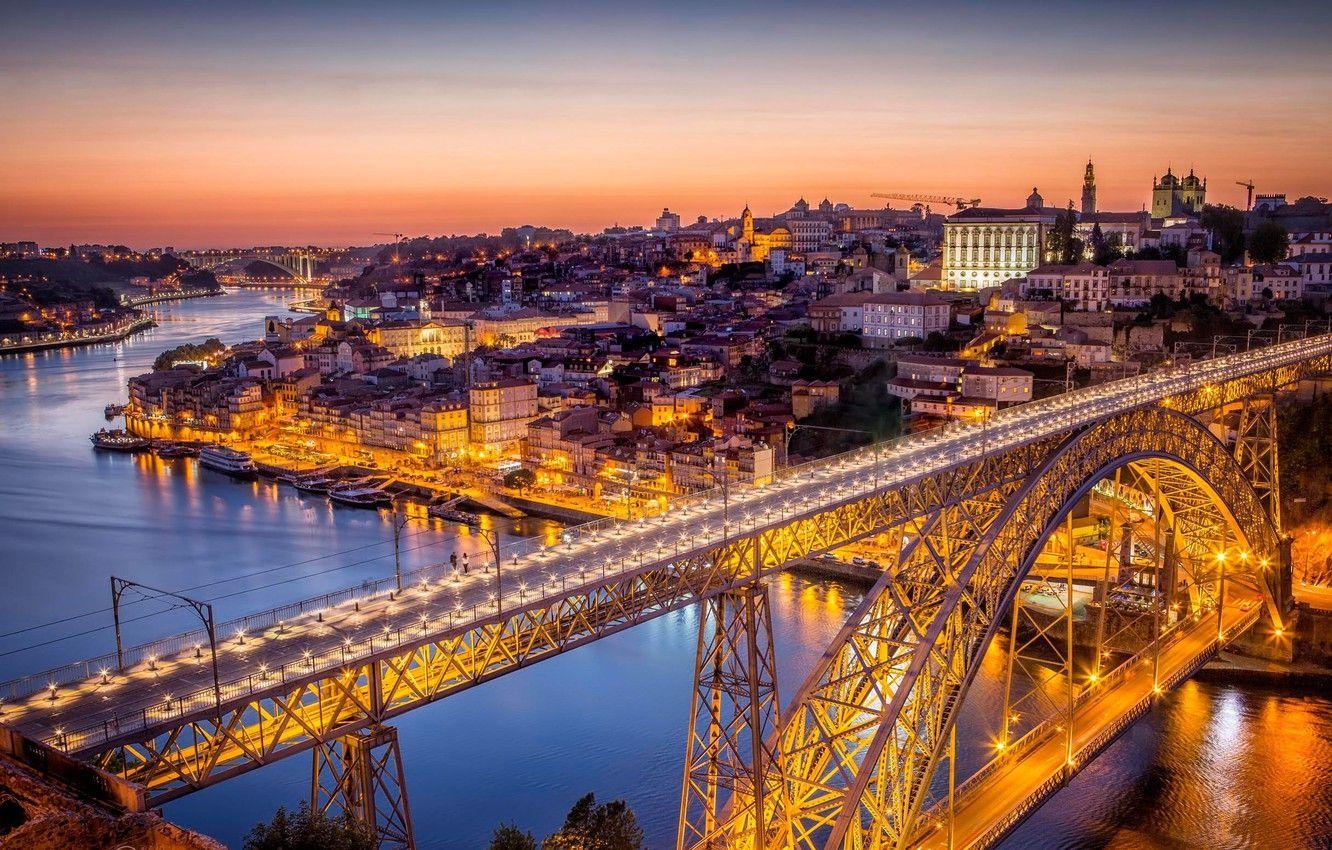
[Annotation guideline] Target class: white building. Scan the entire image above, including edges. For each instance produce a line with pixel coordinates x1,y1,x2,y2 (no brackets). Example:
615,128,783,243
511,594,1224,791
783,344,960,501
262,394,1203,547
942,190,1058,291
862,292,951,344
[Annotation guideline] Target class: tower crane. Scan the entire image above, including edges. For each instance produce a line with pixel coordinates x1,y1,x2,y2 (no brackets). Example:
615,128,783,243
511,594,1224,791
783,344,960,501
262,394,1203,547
871,192,981,210
372,232,407,262
1235,180,1255,211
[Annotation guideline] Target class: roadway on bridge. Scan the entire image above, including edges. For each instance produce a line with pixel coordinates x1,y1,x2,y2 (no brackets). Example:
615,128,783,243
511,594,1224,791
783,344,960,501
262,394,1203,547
914,597,1263,850
1,336,1326,760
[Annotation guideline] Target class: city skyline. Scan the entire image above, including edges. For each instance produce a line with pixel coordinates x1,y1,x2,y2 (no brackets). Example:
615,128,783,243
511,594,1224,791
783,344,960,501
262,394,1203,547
3,0,1331,248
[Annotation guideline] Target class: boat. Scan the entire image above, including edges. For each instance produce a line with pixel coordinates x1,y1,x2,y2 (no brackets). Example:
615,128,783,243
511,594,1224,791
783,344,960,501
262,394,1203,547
329,485,392,509
427,501,481,525
199,445,259,477
90,429,150,453
292,476,334,494
154,442,199,459
103,403,126,419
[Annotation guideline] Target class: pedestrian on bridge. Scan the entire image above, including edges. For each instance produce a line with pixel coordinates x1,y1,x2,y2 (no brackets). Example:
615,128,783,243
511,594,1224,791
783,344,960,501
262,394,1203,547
450,552,458,572
462,552,470,574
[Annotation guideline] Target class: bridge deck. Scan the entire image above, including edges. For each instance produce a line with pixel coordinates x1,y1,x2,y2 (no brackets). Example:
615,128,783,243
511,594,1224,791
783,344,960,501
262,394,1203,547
1,335,1326,770
914,599,1263,850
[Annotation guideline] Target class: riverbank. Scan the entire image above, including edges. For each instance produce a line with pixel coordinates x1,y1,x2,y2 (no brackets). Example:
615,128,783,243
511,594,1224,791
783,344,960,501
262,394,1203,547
120,287,223,308
0,314,155,355
1197,650,1332,685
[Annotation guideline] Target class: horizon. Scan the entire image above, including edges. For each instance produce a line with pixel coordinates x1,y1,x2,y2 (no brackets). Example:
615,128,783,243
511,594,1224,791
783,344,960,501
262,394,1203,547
3,0,1330,249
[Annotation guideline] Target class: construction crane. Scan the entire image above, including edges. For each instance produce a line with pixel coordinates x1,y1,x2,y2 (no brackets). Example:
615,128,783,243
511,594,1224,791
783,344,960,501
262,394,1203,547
371,232,406,263
1235,180,1255,211
871,192,981,211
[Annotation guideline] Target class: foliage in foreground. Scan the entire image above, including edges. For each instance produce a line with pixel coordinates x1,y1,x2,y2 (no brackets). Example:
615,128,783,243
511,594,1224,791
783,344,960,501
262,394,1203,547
243,805,376,850
488,792,644,850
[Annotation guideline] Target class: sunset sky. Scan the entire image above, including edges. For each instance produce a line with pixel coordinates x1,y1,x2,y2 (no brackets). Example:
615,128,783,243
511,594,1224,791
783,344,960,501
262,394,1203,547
3,1,1329,249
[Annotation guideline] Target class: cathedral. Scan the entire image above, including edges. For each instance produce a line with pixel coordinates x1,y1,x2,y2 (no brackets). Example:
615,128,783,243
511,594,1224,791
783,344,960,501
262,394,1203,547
738,205,792,262
1151,168,1206,218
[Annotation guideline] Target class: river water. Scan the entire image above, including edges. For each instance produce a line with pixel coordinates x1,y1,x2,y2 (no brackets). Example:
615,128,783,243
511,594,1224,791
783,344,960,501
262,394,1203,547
1,289,1329,849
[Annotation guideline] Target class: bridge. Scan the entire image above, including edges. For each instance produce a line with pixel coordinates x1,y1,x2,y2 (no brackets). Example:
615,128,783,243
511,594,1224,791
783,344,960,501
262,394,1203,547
179,249,325,285
1,332,1328,849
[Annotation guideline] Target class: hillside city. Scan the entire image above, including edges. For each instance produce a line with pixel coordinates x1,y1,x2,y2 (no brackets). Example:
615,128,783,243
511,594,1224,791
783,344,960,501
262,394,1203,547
5,163,1331,523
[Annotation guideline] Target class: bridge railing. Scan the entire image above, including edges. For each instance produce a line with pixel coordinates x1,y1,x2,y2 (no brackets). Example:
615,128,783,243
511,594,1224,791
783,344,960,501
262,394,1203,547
923,602,1263,842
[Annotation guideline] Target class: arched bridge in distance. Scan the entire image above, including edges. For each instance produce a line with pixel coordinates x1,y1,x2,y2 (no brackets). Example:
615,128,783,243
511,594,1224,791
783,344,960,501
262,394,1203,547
2,332,1329,849
179,249,322,285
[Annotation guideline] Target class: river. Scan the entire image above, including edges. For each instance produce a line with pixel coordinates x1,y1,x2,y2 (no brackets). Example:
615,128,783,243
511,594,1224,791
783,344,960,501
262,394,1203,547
1,288,1328,849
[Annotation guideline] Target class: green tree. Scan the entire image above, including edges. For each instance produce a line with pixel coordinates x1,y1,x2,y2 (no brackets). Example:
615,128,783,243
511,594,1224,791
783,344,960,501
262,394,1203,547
542,792,644,850
1046,204,1083,265
1201,204,1247,264
504,467,537,491
1248,221,1289,264
242,806,375,850
490,823,538,850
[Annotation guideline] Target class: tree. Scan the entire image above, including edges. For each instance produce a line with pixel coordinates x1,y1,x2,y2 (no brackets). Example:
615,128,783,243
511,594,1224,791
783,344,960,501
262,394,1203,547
490,823,538,850
1249,222,1289,264
1047,204,1083,265
504,467,536,491
243,806,375,850
1201,204,1247,264
542,793,644,850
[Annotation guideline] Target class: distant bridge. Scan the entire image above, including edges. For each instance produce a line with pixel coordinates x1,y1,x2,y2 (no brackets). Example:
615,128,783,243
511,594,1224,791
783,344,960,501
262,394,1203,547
179,249,324,285
1,332,1328,849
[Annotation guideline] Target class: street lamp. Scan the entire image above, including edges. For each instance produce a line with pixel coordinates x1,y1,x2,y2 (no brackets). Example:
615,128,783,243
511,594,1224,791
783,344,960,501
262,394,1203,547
459,518,503,615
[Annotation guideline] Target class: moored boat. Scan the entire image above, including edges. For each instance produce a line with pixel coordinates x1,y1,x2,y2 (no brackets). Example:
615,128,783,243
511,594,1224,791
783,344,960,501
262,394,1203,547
293,476,334,494
199,445,259,477
90,429,150,453
329,485,391,509
104,403,126,419
154,442,199,459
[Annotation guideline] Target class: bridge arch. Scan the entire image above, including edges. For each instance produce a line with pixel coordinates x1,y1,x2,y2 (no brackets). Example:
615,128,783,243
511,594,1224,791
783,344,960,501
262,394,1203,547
781,405,1284,849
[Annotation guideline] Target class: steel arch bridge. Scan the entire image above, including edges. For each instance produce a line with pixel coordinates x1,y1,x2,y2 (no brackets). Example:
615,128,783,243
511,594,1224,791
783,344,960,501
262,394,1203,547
184,250,318,284
1,334,1329,849
751,405,1282,850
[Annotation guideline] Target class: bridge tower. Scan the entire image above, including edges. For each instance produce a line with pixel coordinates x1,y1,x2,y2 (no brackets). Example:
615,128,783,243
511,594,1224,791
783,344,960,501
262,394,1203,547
1232,393,1280,530
312,724,415,850
678,583,787,850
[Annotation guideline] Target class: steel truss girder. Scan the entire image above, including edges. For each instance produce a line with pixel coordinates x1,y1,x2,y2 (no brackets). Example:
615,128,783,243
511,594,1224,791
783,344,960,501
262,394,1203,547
678,584,786,850
93,457,1018,803
772,406,1283,850
313,724,414,850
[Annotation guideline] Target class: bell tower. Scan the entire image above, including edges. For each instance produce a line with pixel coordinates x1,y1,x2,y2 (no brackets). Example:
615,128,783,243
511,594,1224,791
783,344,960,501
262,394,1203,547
1081,159,1096,215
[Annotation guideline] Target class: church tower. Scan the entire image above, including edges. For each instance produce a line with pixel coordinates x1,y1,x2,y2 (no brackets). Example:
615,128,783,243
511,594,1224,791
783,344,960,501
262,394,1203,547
741,205,755,244
1081,160,1096,215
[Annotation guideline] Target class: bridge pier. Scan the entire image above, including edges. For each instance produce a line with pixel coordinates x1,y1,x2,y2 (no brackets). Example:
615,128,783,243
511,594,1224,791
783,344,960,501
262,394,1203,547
312,724,415,850
678,582,785,850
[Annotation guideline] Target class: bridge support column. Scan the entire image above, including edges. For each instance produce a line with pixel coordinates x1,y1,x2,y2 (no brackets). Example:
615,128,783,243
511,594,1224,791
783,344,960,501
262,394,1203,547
678,583,785,850
312,725,415,850
1233,393,1280,530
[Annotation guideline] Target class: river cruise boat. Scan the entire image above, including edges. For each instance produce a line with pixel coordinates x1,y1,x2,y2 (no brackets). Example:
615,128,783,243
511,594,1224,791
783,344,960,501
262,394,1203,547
199,445,259,477
90,429,150,453
154,442,199,459
329,485,391,509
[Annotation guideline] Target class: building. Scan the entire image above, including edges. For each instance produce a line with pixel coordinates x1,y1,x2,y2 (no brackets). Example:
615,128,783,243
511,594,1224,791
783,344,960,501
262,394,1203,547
739,206,793,262
941,190,1058,290
655,208,682,233
861,291,950,344
1025,263,1111,311
1151,168,1206,218
887,355,1033,419
468,378,539,457
371,320,467,359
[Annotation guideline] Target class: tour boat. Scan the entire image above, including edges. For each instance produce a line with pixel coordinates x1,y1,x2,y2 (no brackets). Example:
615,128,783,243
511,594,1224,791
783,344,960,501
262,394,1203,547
154,442,199,459
328,485,392,509
199,445,259,477
427,500,481,525
103,403,126,419
90,429,150,453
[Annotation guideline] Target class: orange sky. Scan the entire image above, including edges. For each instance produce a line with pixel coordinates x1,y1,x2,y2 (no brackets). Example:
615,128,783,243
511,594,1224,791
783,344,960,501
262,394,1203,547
3,2,1329,248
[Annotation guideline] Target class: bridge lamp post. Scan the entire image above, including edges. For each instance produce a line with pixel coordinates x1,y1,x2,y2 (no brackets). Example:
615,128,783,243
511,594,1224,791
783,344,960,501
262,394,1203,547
459,518,503,616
